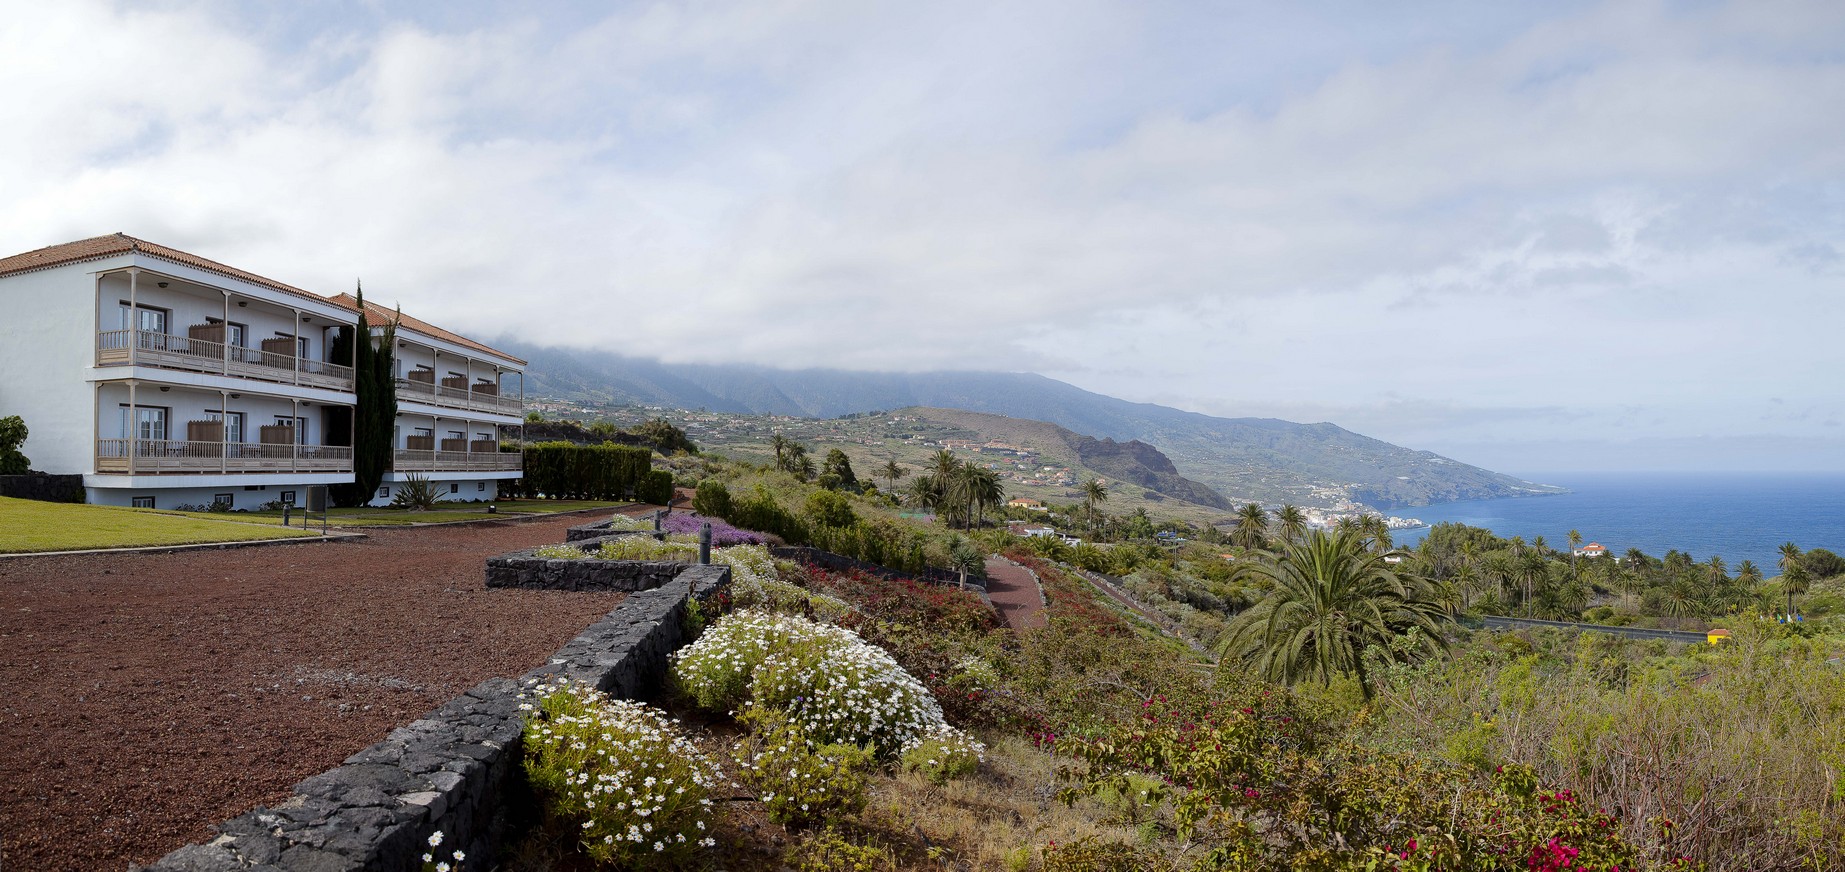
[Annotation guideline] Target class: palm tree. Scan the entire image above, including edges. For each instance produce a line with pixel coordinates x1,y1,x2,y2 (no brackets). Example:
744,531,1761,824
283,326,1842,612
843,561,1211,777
880,459,907,494
1567,529,1583,576
1081,478,1108,536
1516,552,1549,617
1220,529,1450,700
958,461,1003,529
1779,542,1810,618
1276,505,1308,544
1483,552,1516,608
770,434,791,469
1231,503,1269,551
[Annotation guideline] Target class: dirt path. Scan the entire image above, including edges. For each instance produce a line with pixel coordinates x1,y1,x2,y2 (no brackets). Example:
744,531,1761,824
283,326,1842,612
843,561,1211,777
983,556,1047,630
0,513,628,872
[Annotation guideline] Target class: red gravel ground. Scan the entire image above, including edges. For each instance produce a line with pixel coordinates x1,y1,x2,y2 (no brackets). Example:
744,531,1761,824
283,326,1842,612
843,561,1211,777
0,513,632,872
983,556,1047,630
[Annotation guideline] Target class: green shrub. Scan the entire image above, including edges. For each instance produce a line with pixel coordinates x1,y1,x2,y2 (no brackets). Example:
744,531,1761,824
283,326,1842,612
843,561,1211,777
787,827,896,872
519,679,723,866
899,725,985,784
637,468,675,506
693,480,732,518
736,712,872,828
1039,838,1176,872
805,489,857,528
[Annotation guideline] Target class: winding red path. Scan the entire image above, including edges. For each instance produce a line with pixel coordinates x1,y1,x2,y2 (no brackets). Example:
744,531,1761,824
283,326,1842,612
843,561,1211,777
982,556,1047,629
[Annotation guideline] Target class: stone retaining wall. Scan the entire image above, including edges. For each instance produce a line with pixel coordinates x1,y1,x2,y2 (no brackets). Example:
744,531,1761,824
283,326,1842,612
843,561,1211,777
565,510,663,542
485,536,681,591
135,563,730,872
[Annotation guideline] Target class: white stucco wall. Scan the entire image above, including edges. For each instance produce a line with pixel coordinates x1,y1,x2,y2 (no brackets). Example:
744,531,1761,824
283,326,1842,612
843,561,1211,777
0,262,110,475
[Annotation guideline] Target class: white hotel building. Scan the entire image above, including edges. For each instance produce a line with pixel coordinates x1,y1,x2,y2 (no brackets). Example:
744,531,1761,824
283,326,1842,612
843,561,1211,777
0,234,525,508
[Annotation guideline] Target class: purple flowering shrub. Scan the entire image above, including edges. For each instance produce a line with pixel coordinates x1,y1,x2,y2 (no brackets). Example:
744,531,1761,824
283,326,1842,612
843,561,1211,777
660,512,766,545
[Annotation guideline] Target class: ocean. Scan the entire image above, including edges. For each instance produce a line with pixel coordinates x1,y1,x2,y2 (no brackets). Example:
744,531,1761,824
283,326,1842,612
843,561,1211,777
1389,472,1845,570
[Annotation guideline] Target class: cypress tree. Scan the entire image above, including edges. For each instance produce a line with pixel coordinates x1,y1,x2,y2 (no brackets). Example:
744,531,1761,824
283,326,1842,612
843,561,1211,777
333,286,398,506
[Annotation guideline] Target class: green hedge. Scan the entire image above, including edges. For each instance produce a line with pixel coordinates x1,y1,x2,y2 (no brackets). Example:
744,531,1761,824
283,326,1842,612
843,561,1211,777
516,442,654,500
637,469,675,506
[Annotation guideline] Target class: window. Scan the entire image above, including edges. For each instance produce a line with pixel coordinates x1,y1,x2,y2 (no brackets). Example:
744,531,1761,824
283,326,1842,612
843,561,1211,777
477,482,486,492
243,484,267,491
275,416,308,444
205,410,245,443
450,483,460,494
213,493,234,508
280,491,296,505
131,496,155,509
448,430,465,440
120,405,169,441
206,318,248,348
378,487,390,498
119,302,169,334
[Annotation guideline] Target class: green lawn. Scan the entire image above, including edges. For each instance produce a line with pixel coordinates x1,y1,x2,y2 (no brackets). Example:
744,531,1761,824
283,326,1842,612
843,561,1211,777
0,497,318,553
146,499,639,528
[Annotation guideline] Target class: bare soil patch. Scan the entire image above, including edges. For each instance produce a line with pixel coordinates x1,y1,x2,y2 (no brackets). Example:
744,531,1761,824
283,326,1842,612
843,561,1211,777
0,513,627,872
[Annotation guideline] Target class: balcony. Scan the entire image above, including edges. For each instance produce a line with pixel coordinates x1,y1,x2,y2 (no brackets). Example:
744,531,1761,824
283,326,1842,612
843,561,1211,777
98,328,355,392
394,376,522,416
95,439,354,474
392,448,523,473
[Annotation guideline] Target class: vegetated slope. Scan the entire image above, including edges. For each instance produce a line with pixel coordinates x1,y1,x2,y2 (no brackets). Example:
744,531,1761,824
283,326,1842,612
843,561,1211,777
506,341,1562,509
906,407,1231,510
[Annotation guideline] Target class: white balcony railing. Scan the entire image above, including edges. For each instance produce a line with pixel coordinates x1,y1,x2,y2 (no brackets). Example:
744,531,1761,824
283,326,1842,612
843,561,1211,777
392,448,523,472
95,439,353,474
394,377,522,415
98,329,355,391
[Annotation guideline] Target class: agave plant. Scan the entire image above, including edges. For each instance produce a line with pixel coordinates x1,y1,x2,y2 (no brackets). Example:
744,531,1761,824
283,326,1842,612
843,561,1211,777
390,472,444,510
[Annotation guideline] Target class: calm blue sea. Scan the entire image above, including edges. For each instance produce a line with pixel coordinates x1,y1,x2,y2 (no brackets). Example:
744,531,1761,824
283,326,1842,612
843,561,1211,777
1390,472,1845,570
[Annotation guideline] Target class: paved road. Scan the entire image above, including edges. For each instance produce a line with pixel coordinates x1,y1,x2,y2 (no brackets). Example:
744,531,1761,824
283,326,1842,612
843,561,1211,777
1476,615,1707,644
983,556,1047,629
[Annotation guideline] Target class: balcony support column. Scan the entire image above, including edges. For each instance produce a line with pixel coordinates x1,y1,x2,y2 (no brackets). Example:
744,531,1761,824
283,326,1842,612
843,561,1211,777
94,272,103,366
127,268,139,368
92,385,101,475
221,291,232,375
292,309,302,386
292,398,300,473
126,379,138,476
464,357,472,412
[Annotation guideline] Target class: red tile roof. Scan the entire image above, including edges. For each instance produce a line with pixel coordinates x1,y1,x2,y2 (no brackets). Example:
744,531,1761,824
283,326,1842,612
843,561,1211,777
0,234,524,367
328,293,524,366
0,233,334,308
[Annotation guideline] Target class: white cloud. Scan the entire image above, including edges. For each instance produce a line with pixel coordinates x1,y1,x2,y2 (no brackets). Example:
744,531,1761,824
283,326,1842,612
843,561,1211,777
0,0,1840,469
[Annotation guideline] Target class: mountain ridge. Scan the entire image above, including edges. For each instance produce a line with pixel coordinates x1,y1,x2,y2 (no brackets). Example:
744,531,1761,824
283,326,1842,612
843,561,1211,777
502,340,1565,509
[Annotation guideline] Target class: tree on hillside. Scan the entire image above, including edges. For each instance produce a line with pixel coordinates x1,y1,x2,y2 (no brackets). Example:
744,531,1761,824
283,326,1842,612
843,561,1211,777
770,434,791,469
1275,504,1307,545
820,448,858,492
1081,478,1108,536
635,417,697,454
1568,529,1583,576
1231,502,1269,551
1220,529,1450,700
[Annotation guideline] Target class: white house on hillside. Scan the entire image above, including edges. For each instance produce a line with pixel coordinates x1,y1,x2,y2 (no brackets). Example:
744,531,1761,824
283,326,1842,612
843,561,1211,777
0,234,524,508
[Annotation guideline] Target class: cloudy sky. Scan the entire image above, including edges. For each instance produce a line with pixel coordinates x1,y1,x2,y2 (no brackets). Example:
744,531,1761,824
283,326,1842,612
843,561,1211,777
3,0,1841,474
